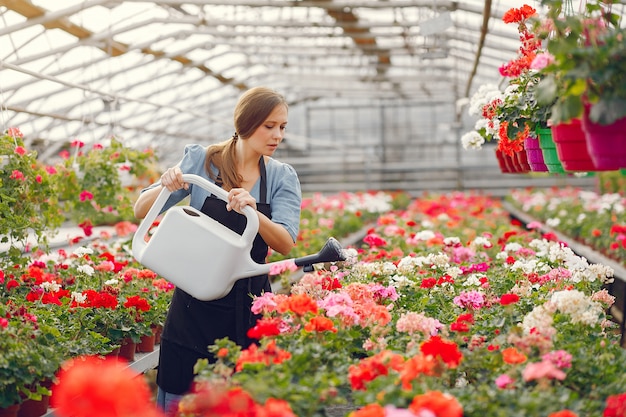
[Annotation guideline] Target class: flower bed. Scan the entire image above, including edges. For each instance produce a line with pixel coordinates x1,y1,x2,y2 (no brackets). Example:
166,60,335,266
506,186,625,265
46,191,625,417
175,191,624,417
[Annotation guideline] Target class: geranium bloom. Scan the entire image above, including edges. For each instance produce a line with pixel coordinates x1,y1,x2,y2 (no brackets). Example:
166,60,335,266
14,146,26,156
495,374,515,389
6,126,23,137
235,340,292,371
548,411,578,417
522,360,566,382
409,391,463,417
10,170,25,180
278,293,318,316
51,356,164,417
304,316,337,333
420,336,462,368
502,347,527,364
500,293,520,305
604,393,626,417
79,190,94,201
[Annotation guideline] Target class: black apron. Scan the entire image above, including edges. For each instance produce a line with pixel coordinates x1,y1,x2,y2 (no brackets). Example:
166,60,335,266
157,157,272,394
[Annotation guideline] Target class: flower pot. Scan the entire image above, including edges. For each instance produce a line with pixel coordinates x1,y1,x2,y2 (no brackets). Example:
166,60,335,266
17,396,49,417
536,127,565,173
136,329,156,353
0,404,20,417
524,136,548,172
515,147,531,173
105,346,120,358
550,119,596,172
582,108,626,171
495,149,512,173
118,338,136,362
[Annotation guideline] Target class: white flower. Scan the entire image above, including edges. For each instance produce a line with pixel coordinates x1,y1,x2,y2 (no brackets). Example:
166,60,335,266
104,278,119,286
461,131,485,150
73,246,94,256
71,291,87,304
41,281,61,292
414,230,436,241
546,217,561,228
77,264,95,276
551,289,603,326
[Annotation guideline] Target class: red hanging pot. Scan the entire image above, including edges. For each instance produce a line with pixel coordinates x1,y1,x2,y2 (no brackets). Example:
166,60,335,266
582,106,626,171
551,118,596,172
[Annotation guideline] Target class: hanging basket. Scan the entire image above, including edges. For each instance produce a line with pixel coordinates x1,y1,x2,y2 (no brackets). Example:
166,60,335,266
524,136,548,172
551,118,597,172
582,107,626,171
536,127,565,173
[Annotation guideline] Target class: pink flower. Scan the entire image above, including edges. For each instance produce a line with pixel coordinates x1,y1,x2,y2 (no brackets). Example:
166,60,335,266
530,52,555,70
36,175,42,183
6,127,23,138
542,350,572,369
79,190,94,201
10,170,25,181
92,143,104,150
0,317,8,328
46,166,58,175
14,146,26,156
453,290,486,309
522,360,567,382
71,140,85,148
495,374,515,389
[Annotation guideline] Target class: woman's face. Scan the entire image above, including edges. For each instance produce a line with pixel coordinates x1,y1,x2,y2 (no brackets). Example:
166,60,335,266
246,104,288,156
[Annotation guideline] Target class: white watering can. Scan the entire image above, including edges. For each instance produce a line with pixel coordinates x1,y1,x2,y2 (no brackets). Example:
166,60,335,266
132,174,346,301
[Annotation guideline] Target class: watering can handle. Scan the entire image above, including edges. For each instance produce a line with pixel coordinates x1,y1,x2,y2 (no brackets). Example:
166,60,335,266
132,174,259,258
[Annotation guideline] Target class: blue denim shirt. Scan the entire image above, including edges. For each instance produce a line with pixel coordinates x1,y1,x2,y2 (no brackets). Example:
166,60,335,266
142,144,301,242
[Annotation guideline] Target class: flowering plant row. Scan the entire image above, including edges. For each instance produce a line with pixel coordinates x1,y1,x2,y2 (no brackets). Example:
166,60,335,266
162,192,626,417
506,187,626,264
0,127,159,249
0,227,174,408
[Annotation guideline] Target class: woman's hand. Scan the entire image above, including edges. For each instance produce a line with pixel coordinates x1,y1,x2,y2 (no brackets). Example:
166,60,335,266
227,188,257,214
160,166,188,192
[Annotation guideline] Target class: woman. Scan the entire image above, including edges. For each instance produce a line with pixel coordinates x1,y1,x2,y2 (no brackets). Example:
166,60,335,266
134,87,302,414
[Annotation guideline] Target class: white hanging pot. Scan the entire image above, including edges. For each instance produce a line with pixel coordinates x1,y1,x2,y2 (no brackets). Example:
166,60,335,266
132,174,345,301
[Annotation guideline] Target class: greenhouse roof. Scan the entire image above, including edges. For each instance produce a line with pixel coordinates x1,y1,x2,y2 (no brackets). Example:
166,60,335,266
1,0,624,167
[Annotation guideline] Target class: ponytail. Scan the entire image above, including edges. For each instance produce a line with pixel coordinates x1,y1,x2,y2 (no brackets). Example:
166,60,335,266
204,133,241,190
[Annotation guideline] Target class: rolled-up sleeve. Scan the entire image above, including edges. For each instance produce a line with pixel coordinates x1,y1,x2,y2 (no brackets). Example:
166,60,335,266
269,163,301,242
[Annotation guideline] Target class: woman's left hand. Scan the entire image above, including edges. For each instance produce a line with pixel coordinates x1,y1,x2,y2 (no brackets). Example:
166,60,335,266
226,188,257,214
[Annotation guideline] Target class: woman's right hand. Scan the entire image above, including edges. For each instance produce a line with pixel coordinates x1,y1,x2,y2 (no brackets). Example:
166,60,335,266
160,166,188,191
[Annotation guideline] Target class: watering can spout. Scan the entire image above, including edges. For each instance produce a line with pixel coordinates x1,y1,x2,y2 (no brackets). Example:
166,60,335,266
293,237,346,269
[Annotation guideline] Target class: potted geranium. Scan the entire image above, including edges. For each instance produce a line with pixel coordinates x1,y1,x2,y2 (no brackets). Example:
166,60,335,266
533,0,626,170
461,5,544,173
0,127,65,253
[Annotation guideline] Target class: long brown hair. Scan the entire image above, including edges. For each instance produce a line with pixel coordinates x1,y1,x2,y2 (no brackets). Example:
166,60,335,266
205,87,288,190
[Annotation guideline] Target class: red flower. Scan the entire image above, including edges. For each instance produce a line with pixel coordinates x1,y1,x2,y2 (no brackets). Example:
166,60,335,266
124,295,151,312
51,356,164,417
409,391,463,417
304,316,337,333
14,146,26,156
278,293,318,316
500,293,520,305
247,317,282,339
502,347,527,364
604,393,626,417
10,170,25,181
420,336,462,368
